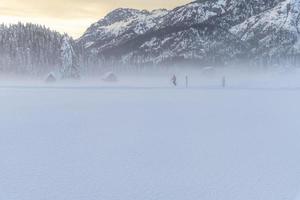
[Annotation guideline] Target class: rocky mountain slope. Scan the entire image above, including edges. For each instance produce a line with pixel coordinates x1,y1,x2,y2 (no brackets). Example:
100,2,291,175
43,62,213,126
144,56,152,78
230,0,300,61
78,0,300,67
1,0,300,75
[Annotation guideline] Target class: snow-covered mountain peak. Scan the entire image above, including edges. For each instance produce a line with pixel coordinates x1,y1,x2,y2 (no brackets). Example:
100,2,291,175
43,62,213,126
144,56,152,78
150,9,168,17
229,0,300,57
5,0,300,74
78,6,170,49
104,8,146,24
163,0,228,26
76,0,300,67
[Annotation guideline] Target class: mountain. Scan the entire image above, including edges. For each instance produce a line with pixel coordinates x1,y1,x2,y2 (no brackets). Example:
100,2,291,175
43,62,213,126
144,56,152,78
2,0,300,76
230,0,300,63
78,0,300,67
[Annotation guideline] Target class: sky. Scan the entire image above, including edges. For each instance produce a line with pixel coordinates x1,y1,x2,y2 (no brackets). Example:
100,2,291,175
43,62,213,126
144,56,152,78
0,0,191,38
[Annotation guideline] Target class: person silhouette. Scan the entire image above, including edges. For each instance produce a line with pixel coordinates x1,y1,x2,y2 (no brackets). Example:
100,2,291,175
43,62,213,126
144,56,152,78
171,75,177,86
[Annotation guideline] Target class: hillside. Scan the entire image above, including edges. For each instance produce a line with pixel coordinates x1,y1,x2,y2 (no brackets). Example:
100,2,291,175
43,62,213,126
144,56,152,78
78,0,300,67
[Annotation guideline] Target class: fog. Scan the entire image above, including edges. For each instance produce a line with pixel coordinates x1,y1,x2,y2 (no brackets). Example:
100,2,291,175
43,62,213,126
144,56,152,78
1,65,300,89
0,84,299,200
1,65,300,200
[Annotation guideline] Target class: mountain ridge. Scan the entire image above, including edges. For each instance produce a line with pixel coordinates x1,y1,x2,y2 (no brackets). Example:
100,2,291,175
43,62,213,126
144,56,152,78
1,0,300,76
77,0,295,67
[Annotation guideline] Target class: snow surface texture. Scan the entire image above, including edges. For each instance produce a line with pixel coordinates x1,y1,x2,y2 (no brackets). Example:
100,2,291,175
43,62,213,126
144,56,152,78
1,77,300,200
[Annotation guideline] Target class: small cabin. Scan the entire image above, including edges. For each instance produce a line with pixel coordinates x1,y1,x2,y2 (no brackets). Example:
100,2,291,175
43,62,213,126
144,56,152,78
102,72,118,82
45,73,57,83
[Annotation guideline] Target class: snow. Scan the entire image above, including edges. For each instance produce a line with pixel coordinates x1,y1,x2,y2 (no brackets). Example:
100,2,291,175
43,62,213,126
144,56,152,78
105,20,133,36
230,0,300,55
104,10,166,36
168,0,227,25
1,76,300,200
84,41,94,48
61,35,74,70
150,9,168,18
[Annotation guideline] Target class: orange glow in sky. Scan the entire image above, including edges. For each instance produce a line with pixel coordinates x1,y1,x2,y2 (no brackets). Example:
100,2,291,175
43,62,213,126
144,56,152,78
0,0,190,38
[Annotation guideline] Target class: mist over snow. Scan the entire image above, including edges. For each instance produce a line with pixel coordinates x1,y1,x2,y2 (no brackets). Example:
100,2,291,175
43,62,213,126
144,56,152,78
1,64,300,200
1,76,300,200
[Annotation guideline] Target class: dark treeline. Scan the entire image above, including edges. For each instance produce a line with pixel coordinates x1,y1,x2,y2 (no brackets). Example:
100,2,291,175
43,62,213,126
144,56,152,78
0,23,65,76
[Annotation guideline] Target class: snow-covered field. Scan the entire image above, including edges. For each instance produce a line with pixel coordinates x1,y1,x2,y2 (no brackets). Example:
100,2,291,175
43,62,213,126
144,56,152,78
1,79,300,200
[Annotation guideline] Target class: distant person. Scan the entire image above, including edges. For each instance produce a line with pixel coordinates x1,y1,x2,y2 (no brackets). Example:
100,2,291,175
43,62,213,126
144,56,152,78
171,75,177,86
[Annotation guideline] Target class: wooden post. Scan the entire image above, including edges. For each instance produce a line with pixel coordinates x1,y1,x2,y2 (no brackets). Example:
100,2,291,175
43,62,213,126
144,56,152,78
185,75,188,88
222,76,226,88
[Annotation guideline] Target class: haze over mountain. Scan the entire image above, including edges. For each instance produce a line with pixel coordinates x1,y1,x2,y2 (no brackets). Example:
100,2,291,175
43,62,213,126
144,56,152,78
78,0,298,67
1,0,300,76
